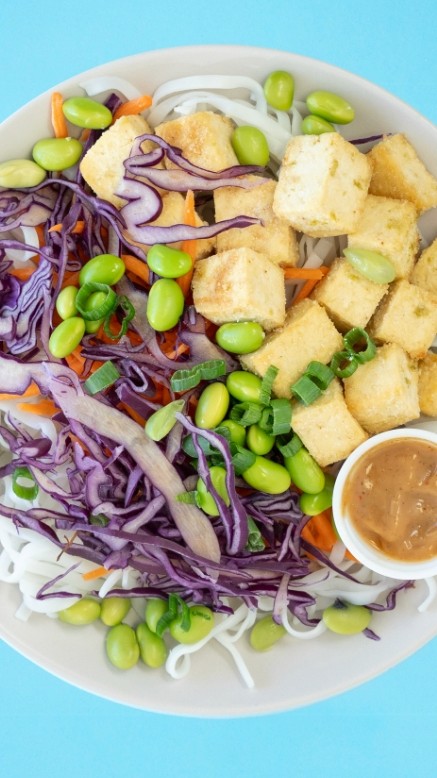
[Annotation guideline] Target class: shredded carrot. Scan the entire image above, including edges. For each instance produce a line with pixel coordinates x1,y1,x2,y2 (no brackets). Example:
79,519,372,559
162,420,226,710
283,266,328,280
65,346,87,376
82,566,113,581
177,190,197,297
49,220,85,235
17,399,59,417
112,95,153,121
51,92,68,139
302,509,357,561
119,402,146,427
122,254,150,285
292,278,320,304
8,264,37,281
0,383,41,401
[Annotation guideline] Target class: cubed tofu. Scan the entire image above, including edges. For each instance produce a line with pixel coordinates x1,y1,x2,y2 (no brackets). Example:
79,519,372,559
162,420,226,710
155,111,238,172
346,194,419,279
368,279,437,359
418,352,437,417
134,191,214,259
191,247,285,331
291,379,368,467
411,238,437,295
343,343,420,434
311,257,388,331
80,115,155,209
272,133,371,237
213,176,299,267
367,133,437,214
240,299,343,397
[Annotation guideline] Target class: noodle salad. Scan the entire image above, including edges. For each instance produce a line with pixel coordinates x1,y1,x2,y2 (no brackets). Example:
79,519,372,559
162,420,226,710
0,67,435,689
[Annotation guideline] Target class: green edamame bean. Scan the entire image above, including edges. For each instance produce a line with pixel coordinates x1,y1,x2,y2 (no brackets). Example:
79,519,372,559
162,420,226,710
215,321,265,354
136,622,168,668
49,316,85,358
58,597,101,625
284,447,325,494
246,424,275,456
263,70,294,111
62,96,112,130
100,597,132,627
55,285,79,320
242,456,291,495
83,291,106,333
145,399,185,441
106,623,140,670
343,247,396,284
231,126,270,167
145,597,168,633
195,382,230,429
322,601,371,635
169,605,215,644
250,615,286,651
147,244,192,278
32,137,83,171
219,419,246,446
299,473,335,516
146,278,185,332
196,465,230,517
0,158,47,188
301,115,336,135
306,90,355,125
226,371,262,403
79,254,126,286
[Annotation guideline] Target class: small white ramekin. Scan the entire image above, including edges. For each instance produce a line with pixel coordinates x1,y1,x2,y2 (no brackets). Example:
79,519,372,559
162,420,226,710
332,426,437,580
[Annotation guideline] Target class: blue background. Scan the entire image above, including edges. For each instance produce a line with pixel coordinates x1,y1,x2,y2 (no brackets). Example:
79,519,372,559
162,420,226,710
0,2,436,776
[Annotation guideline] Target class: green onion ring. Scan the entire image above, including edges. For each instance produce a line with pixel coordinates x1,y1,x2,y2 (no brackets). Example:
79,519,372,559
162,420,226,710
75,282,117,321
12,466,39,501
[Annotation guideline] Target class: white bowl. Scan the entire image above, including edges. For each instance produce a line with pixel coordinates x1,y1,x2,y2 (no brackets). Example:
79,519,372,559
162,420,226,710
332,428,437,580
1,46,437,717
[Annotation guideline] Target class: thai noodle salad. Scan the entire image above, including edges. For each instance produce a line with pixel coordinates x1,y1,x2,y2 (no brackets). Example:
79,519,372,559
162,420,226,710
0,69,436,688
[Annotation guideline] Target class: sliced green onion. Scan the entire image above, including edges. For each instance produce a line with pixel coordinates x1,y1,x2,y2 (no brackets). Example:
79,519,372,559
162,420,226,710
304,361,335,390
182,434,216,458
230,444,257,475
12,466,39,501
170,359,226,392
276,432,303,458
84,361,120,395
145,399,185,441
229,401,263,427
176,491,198,504
291,374,323,405
89,513,110,526
156,594,190,637
343,327,377,364
259,365,279,406
245,516,266,552
75,282,117,321
103,295,135,340
330,350,359,378
258,399,292,436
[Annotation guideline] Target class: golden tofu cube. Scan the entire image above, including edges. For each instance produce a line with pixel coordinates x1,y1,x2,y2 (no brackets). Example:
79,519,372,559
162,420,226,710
368,279,437,359
155,111,238,172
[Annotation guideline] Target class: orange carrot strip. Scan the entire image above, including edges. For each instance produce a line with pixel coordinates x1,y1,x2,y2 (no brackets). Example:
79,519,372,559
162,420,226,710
65,346,87,376
82,566,113,581
122,254,150,285
177,190,197,297
301,509,338,552
17,399,59,417
51,92,68,139
293,278,320,305
8,265,37,281
49,221,85,234
119,402,146,427
0,383,41,401
113,95,153,121
283,266,328,280
61,269,81,289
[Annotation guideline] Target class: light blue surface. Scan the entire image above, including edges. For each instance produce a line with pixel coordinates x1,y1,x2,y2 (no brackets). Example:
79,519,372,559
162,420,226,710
0,2,436,776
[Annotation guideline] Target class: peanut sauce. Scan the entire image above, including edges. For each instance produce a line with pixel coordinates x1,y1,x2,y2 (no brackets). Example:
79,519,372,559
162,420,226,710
343,438,437,562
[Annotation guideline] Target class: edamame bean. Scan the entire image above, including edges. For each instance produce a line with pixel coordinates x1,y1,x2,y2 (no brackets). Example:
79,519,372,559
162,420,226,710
83,291,106,333
55,285,79,320
299,474,335,516
343,247,396,284
250,615,286,651
62,96,112,129
301,115,336,135
215,321,265,354
195,382,230,429
246,424,275,456
219,419,246,446
49,316,85,358
242,456,291,494
169,605,215,644
145,399,185,441
79,254,126,286
196,465,230,516
263,70,294,111
322,601,372,635
146,278,185,332
106,623,140,670
100,596,132,627
147,244,192,278
32,137,83,171
0,158,47,188
145,597,168,633
136,623,168,668
231,126,270,166
306,90,355,125
226,371,262,403
58,597,101,625
284,447,325,494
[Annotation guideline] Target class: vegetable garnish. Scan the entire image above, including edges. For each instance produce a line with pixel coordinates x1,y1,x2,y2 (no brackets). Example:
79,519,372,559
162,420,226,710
84,361,121,395
50,92,68,139
170,359,227,392
112,94,153,121
12,466,39,501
